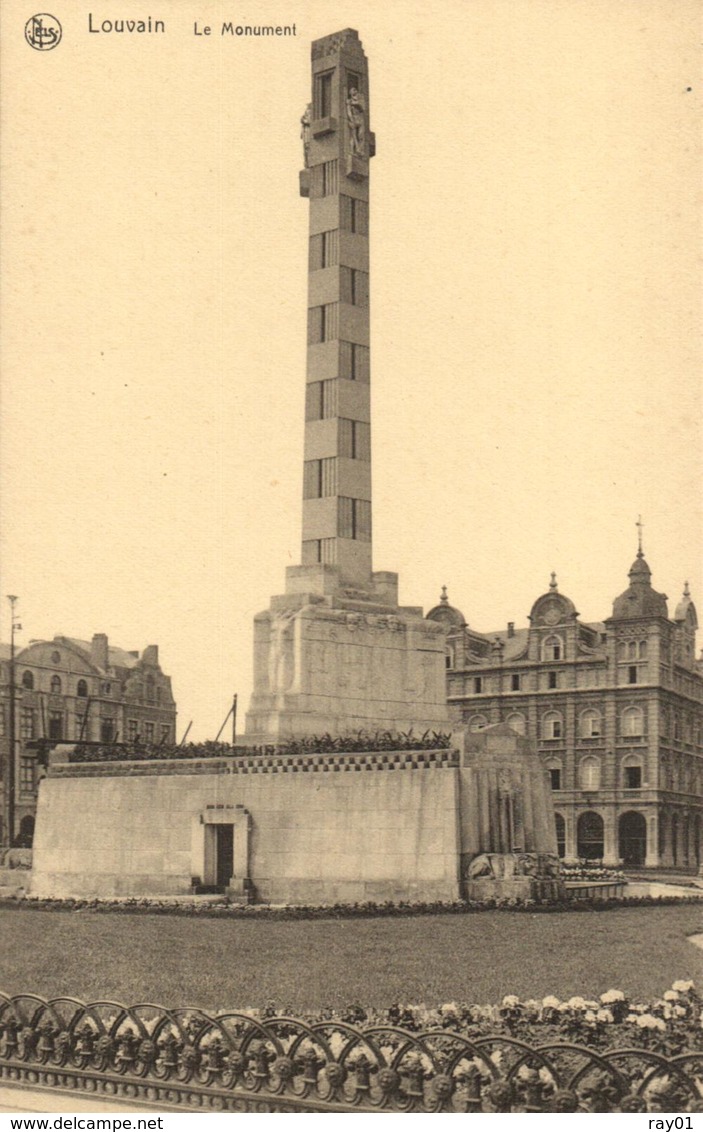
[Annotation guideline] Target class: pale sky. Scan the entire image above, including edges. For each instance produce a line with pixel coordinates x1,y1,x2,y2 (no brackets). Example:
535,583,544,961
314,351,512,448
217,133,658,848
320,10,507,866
1,0,701,739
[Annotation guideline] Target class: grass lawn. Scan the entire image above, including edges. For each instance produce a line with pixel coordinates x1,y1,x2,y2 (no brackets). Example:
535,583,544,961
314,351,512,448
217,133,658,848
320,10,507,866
1,904,702,1011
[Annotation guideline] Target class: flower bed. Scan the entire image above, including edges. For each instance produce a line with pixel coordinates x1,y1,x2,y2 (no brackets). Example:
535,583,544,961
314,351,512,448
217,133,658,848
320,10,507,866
2,890,702,919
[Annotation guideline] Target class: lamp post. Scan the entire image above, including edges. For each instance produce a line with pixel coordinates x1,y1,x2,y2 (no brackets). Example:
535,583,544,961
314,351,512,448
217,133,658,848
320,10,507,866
6,595,20,847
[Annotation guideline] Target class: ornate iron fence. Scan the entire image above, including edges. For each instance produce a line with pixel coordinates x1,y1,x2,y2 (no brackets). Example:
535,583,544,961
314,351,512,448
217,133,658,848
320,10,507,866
1,993,701,1113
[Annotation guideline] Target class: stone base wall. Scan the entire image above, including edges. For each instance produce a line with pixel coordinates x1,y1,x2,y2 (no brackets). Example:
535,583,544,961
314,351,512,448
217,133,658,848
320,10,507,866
31,752,461,903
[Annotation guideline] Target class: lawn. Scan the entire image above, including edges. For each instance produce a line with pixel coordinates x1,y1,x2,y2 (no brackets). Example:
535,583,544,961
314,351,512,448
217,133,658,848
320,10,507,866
1,904,702,1011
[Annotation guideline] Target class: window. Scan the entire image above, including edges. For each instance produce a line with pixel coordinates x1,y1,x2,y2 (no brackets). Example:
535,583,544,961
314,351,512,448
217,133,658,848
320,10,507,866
511,673,521,691
542,711,563,740
339,419,370,460
338,497,371,541
549,767,562,790
622,706,644,737
48,711,63,740
50,675,62,694
469,715,487,732
127,719,138,742
76,678,88,697
548,671,558,690
75,714,85,739
554,813,566,858
473,677,483,694
160,725,170,743
506,712,526,735
579,709,601,739
314,70,333,119
20,708,35,740
144,722,154,742
303,458,337,499
100,718,115,742
579,756,601,790
628,665,638,684
320,160,338,196
51,651,61,664
624,765,642,789
543,636,562,662
22,671,34,690
145,675,155,704
20,758,34,794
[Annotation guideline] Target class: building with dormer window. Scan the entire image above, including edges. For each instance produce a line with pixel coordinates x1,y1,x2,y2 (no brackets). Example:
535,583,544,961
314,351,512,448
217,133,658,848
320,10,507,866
0,633,177,845
429,546,703,869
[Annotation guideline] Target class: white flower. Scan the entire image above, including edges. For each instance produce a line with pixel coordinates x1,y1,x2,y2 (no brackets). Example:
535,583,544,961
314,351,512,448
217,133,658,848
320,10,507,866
596,1008,614,1023
663,990,680,1002
673,1005,687,1018
502,995,520,1008
673,980,694,993
584,1010,597,1023
636,1014,666,1031
542,995,560,1009
441,1002,459,1015
600,989,625,1004
567,996,587,1010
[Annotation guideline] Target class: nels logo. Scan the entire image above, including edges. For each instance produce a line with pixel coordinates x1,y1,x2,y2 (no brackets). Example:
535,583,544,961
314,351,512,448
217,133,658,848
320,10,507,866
25,13,62,49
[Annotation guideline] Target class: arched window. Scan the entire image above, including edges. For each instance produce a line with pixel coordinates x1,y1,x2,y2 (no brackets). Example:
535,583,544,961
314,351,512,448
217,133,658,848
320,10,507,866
638,640,647,659
506,711,526,735
579,709,601,739
542,711,563,740
542,635,563,662
145,674,155,703
579,755,601,790
445,645,455,670
554,812,566,858
21,671,34,690
50,675,62,694
469,714,488,732
621,706,644,737
76,679,88,698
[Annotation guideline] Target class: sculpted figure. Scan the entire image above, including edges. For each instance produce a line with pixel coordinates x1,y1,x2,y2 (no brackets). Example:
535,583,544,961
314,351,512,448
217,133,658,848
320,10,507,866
300,103,312,167
346,87,365,156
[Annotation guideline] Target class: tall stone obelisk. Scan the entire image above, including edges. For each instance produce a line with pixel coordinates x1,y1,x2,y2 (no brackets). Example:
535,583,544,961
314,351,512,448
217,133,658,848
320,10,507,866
244,30,449,743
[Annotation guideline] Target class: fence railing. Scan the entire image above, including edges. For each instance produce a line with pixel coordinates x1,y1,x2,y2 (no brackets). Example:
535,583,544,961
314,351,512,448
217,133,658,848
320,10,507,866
1,993,701,1113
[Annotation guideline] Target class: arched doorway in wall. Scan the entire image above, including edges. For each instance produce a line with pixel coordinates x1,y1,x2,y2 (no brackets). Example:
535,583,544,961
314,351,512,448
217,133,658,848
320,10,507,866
554,813,566,858
618,811,646,866
577,811,604,860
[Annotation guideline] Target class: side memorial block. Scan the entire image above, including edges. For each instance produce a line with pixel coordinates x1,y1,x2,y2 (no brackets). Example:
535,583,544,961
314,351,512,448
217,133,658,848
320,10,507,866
454,723,566,902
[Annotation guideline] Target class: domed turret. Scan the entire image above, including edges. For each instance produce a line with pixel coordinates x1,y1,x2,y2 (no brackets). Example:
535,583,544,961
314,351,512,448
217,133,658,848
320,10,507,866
674,581,698,628
426,586,467,628
611,548,668,620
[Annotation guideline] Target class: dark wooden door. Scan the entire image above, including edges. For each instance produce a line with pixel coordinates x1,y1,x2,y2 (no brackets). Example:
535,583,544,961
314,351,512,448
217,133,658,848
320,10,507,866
216,825,234,887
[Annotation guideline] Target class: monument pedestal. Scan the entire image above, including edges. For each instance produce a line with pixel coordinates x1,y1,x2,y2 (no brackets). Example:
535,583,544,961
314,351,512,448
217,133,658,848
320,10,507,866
244,566,449,744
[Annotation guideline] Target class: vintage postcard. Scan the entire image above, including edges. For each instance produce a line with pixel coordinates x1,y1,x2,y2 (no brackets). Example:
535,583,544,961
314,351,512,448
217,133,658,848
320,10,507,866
0,0,701,1119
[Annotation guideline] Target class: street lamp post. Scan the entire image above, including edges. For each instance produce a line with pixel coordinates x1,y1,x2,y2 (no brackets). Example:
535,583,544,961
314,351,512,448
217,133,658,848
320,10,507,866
6,595,20,848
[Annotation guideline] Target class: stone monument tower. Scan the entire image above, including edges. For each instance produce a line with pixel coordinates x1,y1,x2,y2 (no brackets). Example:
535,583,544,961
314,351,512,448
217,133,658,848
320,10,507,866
244,29,449,743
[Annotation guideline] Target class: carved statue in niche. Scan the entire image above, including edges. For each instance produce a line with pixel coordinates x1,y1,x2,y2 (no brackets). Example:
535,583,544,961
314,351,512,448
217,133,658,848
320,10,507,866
268,615,295,694
300,103,312,167
346,87,365,155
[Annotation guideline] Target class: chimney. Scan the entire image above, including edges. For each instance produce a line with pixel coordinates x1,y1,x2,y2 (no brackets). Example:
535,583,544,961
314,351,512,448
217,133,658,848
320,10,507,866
141,644,159,666
507,622,515,638
91,633,109,670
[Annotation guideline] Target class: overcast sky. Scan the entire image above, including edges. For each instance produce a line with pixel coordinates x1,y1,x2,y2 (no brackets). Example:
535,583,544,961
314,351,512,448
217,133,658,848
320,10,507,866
2,0,700,739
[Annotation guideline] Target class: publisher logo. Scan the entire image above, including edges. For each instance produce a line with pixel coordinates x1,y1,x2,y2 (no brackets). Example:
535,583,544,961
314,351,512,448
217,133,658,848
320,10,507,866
25,13,62,50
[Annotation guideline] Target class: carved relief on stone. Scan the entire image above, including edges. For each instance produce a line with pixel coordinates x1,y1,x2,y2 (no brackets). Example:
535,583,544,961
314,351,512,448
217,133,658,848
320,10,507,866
346,88,366,156
300,103,312,167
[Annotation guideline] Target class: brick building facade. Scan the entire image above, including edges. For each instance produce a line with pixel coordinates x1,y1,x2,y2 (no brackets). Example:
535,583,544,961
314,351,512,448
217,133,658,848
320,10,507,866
429,547,703,869
0,633,176,845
